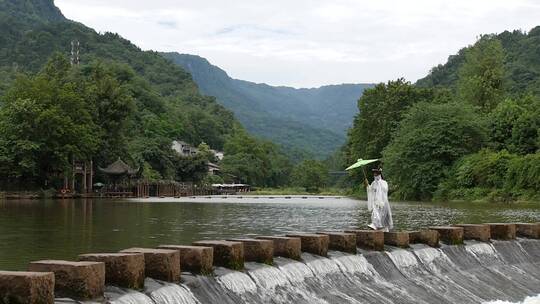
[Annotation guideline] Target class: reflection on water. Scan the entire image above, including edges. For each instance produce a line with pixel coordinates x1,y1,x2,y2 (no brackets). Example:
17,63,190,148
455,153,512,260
0,196,538,270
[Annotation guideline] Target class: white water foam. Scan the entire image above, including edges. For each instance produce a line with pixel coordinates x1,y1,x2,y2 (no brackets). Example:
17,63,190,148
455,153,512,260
108,291,154,304
306,257,341,277
466,243,500,260
278,261,314,284
216,271,258,294
149,284,201,304
387,250,419,269
248,265,290,290
483,294,540,304
332,255,377,277
414,247,454,275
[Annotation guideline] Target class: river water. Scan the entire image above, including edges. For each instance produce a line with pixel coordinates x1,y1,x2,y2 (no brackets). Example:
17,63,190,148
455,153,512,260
0,196,538,271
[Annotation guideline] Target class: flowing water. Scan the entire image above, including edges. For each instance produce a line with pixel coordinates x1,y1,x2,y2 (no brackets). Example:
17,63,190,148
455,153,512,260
69,239,539,304
0,196,539,303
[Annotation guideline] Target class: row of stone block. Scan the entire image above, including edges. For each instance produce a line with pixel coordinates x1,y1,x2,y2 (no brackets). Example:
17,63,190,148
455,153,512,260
1,222,537,303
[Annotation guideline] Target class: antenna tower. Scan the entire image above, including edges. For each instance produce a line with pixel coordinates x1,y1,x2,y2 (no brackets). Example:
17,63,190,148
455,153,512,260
70,40,80,66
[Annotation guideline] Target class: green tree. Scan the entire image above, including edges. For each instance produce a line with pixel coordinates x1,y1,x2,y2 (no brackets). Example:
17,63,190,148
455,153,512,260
291,160,328,192
346,79,434,182
457,36,505,112
0,55,99,187
487,96,540,154
383,101,487,200
221,128,291,187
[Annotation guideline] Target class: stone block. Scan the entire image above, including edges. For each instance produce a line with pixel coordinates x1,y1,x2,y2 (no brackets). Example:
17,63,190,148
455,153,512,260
384,232,409,248
120,248,180,282
429,226,464,245
486,223,516,240
78,253,145,289
515,223,540,239
286,233,329,256
316,232,357,253
453,224,490,242
345,229,384,251
158,245,213,275
0,271,54,304
409,230,440,247
227,238,273,264
255,236,302,260
192,240,244,270
28,260,104,300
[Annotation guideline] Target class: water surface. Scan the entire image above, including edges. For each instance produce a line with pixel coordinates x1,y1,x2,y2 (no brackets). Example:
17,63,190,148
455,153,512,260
0,196,538,270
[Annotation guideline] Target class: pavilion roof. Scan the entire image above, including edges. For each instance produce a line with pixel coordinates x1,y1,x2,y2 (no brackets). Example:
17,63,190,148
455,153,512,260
99,158,139,176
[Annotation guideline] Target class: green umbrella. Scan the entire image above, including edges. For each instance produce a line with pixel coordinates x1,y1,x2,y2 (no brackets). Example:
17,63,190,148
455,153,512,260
346,158,379,180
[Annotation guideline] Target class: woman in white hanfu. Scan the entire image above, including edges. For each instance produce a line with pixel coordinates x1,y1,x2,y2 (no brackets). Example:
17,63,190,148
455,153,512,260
364,168,393,232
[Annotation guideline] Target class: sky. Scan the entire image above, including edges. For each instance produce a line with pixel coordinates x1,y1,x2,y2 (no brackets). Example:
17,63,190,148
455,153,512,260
55,0,539,88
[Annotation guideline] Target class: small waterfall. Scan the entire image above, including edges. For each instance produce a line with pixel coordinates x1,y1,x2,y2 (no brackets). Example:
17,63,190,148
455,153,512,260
466,243,503,266
100,240,540,304
414,247,455,275
216,271,258,294
386,249,422,276
305,257,341,277
278,260,314,283
149,284,201,304
332,254,377,277
248,265,289,290
107,290,155,304
482,294,540,304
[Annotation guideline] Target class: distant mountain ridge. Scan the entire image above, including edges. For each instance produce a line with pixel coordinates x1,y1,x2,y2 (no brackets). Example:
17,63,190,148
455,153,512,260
162,52,374,158
0,0,65,24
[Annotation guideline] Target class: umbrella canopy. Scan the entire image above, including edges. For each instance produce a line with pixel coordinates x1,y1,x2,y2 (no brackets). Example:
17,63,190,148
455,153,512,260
346,158,379,171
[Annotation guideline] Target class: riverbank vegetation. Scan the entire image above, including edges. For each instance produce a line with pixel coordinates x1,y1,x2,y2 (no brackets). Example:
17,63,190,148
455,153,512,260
0,3,292,191
346,29,540,202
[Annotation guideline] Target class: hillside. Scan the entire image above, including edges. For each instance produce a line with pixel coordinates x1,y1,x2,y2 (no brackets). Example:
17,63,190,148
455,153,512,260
416,27,540,97
0,0,242,183
162,53,374,158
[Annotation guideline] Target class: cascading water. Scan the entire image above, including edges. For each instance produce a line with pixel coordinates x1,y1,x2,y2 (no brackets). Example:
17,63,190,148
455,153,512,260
148,283,201,304
106,287,155,304
67,239,540,304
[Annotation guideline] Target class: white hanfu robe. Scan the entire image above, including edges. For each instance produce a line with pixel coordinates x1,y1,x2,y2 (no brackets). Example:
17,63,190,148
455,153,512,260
367,177,393,232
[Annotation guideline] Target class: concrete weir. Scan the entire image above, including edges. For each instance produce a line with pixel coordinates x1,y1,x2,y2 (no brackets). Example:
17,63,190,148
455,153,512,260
28,260,105,300
384,231,409,248
0,271,55,304
429,226,464,245
227,238,274,264
516,222,540,238
345,229,384,251
78,253,145,289
256,236,302,260
286,233,330,257
158,245,214,275
120,248,181,282
192,240,244,270
486,223,516,240
408,230,440,247
317,231,357,253
453,224,491,242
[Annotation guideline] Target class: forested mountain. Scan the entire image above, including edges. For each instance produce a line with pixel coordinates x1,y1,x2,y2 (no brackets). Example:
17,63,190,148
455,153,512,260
162,53,374,159
346,27,540,202
0,0,291,188
417,27,540,97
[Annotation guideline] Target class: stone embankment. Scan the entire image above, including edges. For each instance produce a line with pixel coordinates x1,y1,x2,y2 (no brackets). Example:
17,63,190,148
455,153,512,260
0,222,538,303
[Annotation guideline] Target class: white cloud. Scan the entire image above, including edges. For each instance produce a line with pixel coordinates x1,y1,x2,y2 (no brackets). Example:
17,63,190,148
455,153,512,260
55,0,539,88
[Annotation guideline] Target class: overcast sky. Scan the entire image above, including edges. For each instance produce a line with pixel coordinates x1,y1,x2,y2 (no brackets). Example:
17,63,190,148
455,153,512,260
55,0,538,88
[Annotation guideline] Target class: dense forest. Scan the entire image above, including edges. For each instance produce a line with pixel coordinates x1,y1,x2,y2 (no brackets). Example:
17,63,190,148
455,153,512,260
0,0,292,190
346,29,540,202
